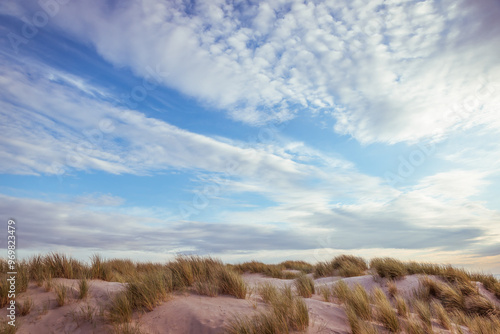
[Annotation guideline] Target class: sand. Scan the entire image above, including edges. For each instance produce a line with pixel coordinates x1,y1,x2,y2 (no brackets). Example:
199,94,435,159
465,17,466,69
1,273,496,333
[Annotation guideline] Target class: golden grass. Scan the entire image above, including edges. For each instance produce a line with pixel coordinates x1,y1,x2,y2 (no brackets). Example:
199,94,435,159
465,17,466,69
55,284,68,306
346,284,372,321
413,299,432,331
318,285,331,302
107,292,133,323
405,317,427,334
370,258,407,280
78,278,90,299
332,280,351,303
464,294,498,317
314,255,367,278
431,300,451,330
294,274,315,298
394,295,409,318
372,287,400,332
225,285,309,334
217,266,247,299
232,260,308,279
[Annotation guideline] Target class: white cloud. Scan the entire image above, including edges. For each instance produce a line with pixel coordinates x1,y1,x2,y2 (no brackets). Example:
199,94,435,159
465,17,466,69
73,193,125,207
8,0,495,143
0,56,307,184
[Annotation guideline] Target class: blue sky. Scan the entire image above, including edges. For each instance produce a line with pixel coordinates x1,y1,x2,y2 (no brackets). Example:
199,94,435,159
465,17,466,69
1,0,499,272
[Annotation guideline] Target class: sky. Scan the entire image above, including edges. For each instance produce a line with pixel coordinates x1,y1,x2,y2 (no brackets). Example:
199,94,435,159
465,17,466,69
0,0,499,272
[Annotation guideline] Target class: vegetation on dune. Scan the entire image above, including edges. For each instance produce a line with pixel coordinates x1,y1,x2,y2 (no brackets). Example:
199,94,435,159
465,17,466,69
232,260,313,279
294,273,315,298
370,257,407,280
225,284,309,334
1,253,500,334
314,255,368,278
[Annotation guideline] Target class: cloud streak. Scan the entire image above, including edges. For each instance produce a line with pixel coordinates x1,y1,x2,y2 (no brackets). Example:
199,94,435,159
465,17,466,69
6,0,497,144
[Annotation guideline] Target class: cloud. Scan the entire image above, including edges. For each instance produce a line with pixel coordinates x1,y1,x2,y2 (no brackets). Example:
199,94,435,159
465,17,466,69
0,55,307,185
0,193,489,257
6,0,497,144
73,193,125,207
0,194,320,254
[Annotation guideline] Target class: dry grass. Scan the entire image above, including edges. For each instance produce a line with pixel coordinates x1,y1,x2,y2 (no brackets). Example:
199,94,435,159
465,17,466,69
0,279,8,308
217,266,247,299
318,285,331,302
0,321,17,334
55,284,68,306
332,280,351,303
370,258,407,280
78,278,90,299
194,280,219,297
258,282,279,303
18,298,34,316
405,317,427,334
107,291,133,323
232,260,310,279
431,300,451,330
225,285,309,334
372,287,400,332
294,274,315,298
394,295,409,318
413,299,432,331
314,255,367,278
387,281,398,298
464,294,498,317
2,253,499,334
465,315,500,334
346,284,372,321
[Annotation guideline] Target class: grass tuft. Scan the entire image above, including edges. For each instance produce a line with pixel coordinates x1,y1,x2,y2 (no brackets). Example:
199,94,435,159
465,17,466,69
332,280,351,303
55,284,68,306
431,300,451,330
372,287,400,332
346,284,371,321
314,255,367,278
225,285,309,333
370,258,406,280
78,278,90,299
18,298,34,316
395,295,409,318
413,299,432,331
294,274,315,298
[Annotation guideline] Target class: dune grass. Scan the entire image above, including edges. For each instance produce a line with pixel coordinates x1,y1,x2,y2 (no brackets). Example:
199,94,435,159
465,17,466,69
2,252,500,333
55,284,68,306
332,280,351,303
294,274,315,298
372,287,400,332
394,295,409,318
107,256,246,323
370,258,407,280
78,278,90,299
18,297,34,316
314,255,367,278
232,260,312,279
226,284,309,333
431,300,451,330
413,299,432,331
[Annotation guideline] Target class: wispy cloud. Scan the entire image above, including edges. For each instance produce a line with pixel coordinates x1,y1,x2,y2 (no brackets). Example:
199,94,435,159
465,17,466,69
7,0,497,144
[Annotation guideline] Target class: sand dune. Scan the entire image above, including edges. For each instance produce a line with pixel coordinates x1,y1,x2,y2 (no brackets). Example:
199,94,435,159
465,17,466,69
4,271,498,333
